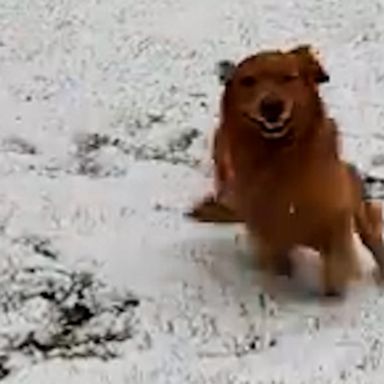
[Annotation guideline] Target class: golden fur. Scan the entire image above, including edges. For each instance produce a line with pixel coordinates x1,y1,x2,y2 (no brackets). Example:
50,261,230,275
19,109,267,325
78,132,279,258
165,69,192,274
188,45,384,296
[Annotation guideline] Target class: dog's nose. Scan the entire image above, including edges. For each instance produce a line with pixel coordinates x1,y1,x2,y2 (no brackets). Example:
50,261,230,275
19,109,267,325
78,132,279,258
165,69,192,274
259,95,285,124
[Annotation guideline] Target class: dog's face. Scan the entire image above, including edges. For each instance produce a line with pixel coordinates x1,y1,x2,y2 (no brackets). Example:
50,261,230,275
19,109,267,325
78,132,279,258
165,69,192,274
219,45,329,140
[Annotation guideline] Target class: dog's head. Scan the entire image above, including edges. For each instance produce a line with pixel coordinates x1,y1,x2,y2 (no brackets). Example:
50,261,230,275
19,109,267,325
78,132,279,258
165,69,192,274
219,45,329,140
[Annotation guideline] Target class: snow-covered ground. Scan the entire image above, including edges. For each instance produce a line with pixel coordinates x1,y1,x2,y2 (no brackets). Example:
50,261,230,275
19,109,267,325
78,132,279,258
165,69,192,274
1,0,384,383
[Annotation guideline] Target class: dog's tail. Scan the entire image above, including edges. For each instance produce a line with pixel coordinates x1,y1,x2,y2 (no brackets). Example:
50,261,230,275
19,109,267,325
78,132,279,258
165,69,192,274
346,163,370,200
185,195,242,223
348,162,384,278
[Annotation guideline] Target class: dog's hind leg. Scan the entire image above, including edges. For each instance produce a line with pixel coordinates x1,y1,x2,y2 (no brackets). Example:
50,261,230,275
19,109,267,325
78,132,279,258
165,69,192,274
354,200,384,282
346,162,384,282
320,218,360,297
251,236,293,277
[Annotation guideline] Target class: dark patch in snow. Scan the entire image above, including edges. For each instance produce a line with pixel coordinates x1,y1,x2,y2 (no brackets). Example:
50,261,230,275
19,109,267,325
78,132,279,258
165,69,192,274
268,338,277,347
0,240,141,378
129,145,199,167
147,112,165,124
1,136,38,155
0,355,10,380
73,133,126,177
72,131,200,178
75,133,111,154
248,335,261,351
16,235,59,260
60,302,94,327
168,128,200,153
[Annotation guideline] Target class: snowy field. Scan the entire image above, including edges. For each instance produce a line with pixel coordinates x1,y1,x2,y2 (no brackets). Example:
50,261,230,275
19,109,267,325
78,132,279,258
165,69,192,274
1,0,384,383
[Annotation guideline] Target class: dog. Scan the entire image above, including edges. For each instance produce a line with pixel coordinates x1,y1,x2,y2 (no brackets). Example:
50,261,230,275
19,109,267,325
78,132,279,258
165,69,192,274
187,45,384,296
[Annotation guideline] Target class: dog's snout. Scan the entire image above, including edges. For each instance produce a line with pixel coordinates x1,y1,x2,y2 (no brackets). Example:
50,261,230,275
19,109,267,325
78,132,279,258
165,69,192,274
259,95,285,124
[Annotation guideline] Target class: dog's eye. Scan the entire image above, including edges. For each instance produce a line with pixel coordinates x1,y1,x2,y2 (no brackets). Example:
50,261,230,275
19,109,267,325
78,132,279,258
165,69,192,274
240,76,256,87
282,73,299,82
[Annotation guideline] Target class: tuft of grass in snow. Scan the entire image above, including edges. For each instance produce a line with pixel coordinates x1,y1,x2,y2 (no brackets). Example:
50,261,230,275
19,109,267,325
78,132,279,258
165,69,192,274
0,236,141,378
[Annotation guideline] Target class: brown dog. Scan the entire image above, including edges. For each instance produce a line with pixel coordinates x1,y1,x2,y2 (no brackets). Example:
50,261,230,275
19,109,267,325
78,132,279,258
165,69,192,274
188,45,384,296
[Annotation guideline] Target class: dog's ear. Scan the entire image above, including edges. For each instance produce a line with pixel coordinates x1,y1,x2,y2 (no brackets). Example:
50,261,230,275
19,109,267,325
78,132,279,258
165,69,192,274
290,45,330,84
215,60,236,85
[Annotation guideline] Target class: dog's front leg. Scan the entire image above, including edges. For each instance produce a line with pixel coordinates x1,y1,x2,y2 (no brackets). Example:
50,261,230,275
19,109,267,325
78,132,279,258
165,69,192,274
251,236,293,277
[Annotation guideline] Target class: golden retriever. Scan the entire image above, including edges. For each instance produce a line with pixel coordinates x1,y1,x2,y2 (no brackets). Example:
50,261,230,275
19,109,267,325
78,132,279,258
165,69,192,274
188,45,384,296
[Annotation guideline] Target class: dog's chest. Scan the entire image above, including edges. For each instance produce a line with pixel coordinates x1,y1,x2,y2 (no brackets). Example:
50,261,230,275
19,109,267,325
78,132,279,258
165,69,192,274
250,185,306,221
240,169,334,233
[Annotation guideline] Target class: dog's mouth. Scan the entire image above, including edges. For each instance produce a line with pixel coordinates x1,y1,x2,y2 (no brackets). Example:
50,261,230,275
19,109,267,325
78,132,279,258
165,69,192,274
244,113,291,139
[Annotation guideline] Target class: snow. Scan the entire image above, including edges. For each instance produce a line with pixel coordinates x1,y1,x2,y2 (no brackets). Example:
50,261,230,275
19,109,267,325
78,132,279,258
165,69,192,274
0,0,384,382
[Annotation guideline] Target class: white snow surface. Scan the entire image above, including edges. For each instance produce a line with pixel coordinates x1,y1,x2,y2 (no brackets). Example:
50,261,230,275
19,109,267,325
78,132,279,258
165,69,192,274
0,0,384,383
